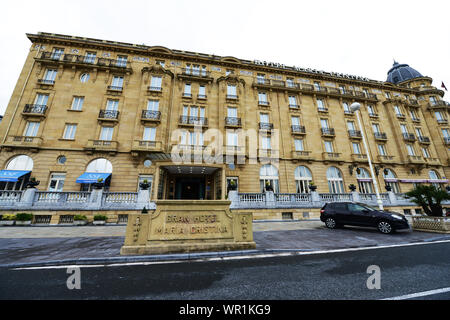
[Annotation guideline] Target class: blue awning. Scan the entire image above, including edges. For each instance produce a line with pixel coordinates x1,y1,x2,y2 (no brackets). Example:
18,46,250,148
0,170,31,182
76,172,111,184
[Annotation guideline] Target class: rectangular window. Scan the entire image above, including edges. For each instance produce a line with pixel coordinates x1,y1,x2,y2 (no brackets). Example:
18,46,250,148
257,73,265,84
63,124,77,140
71,96,84,111
262,136,271,149
100,127,114,141
182,105,189,117
150,76,162,90
44,69,57,81
260,113,269,123
258,92,267,103
116,56,127,67
435,111,445,121
367,105,376,115
324,141,334,153
143,127,156,141
34,94,49,106
415,128,423,138
422,147,430,158
106,99,119,111
111,76,124,88
227,85,237,97
394,105,402,115
288,96,297,106
372,124,380,133
198,85,206,97
352,142,361,154
184,84,192,96
320,119,329,128
314,81,321,90
48,173,66,192
410,110,419,120
291,116,300,126
400,124,408,134
378,144,387,155
286,78,295,87
190,106,198,117
406,144,415,156
317,99,325,109
227,132,238,146
442,129,450,138
294,139,304,151
227,107,237,118
84,52,96,64
51,48,64,60
347,121,356,131
24,121,40,137
343,102,350,112
147,100,159,111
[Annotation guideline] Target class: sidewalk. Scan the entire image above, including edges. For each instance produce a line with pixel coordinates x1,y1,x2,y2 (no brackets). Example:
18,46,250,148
1,220,449,268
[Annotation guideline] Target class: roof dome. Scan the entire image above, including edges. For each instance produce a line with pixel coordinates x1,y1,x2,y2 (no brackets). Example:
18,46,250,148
386,61,423,84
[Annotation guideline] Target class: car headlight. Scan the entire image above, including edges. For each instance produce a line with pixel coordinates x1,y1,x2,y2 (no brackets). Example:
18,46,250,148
391,214,404,220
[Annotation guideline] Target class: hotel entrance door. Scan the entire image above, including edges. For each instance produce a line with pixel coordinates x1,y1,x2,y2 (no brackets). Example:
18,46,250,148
176,177,205,200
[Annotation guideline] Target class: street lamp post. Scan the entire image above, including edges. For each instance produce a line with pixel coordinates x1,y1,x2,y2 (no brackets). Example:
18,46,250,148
350,102,384,210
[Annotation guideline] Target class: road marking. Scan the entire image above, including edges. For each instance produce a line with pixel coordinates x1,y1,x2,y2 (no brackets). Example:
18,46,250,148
11,239,450,270
382,287,450,300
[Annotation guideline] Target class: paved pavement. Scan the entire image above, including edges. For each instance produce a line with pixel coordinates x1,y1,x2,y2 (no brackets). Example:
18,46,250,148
0,220,449,267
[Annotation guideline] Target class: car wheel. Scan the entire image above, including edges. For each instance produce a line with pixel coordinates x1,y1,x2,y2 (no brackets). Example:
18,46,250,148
325,217,337,229
377,221,393,234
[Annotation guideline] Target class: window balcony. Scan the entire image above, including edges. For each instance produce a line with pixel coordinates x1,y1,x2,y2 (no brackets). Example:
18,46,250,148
179,116,208,126
317,107,329,113
428,100,450,110
131,140,163,153
407,155,425,164
377,155,395,163
259,122,274,131
37,79,55,87
291,125,306,135
141,110,161,122
197,94,207,100
395,113,406,120
22,104,47,118
98,110,120,121
374,132,387,140
291,150,312,161
402,133,416,142
182,93,193,98
177,69,213,83
343,110,354,116
289,104,300,110
258,100,269,106
84,140,118,153
107,86,123,92
226,94,239,100
148,86,162,93
418,136,431,144
348,130,362,139
424,157,441,165
225,117,242,127
437,119,448,125
351,153,368,163
411,117,421,123
258,148,279,159
322,152,342,162
368,113,379,118
321,128,335,136
2,136,43,152
407,99,420,107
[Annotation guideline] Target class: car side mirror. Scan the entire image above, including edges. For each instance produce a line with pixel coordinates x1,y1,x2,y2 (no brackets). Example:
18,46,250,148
362,209,370,214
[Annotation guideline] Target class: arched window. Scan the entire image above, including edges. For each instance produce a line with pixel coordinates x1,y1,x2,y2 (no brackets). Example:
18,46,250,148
260,164,279,193
327,166,344,193
81,158,113,192
6,155,34,171
86,158,113,173
1,155,34,191
428,170,441,189
383,168,400,193
356,167,374,194
294,166,312,193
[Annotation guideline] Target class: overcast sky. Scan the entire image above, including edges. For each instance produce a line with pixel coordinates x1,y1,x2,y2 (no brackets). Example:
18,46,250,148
1,0,449,115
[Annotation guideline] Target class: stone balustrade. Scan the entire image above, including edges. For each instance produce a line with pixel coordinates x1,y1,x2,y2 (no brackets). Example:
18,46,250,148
0,188,155,211
229,190,450,210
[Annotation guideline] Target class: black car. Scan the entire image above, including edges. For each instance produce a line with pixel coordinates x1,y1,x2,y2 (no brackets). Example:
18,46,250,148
320,202,410,234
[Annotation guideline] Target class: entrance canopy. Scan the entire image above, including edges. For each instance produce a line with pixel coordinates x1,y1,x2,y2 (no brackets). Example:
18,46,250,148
0,170,31,182
76,172,111,184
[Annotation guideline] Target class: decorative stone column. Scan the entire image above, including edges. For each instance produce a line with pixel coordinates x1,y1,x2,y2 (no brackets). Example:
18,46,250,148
351,191,360,202
88,188,103,209
311,190,321,204
17,187,37,208
228,190,239,209
265,191,276,208
387,191,397,205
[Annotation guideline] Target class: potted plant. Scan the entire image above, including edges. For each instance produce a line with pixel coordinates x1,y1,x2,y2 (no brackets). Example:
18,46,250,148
93,178,104,190
309,182,317,192
385,185,392,192
349,184,357,192
15,213,33,226
26,177,40,188
228,179,237,191
73,214,88,226
139,179,150,190
0,214,16,226
265,181,274,192
141,207,148,214
93,214,107,225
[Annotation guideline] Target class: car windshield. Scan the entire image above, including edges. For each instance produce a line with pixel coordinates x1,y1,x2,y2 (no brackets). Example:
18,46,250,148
355,203,377,211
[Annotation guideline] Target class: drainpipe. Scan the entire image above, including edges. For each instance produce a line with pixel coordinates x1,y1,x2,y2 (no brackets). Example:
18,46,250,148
2,42,42,144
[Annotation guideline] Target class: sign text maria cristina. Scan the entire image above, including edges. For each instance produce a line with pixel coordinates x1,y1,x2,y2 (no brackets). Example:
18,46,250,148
154,213,230,236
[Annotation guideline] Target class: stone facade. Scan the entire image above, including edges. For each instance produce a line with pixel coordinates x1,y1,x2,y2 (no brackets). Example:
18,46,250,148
0,32,449,201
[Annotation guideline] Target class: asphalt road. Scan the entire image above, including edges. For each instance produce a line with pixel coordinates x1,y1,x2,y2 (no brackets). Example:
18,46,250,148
1,241,449,301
